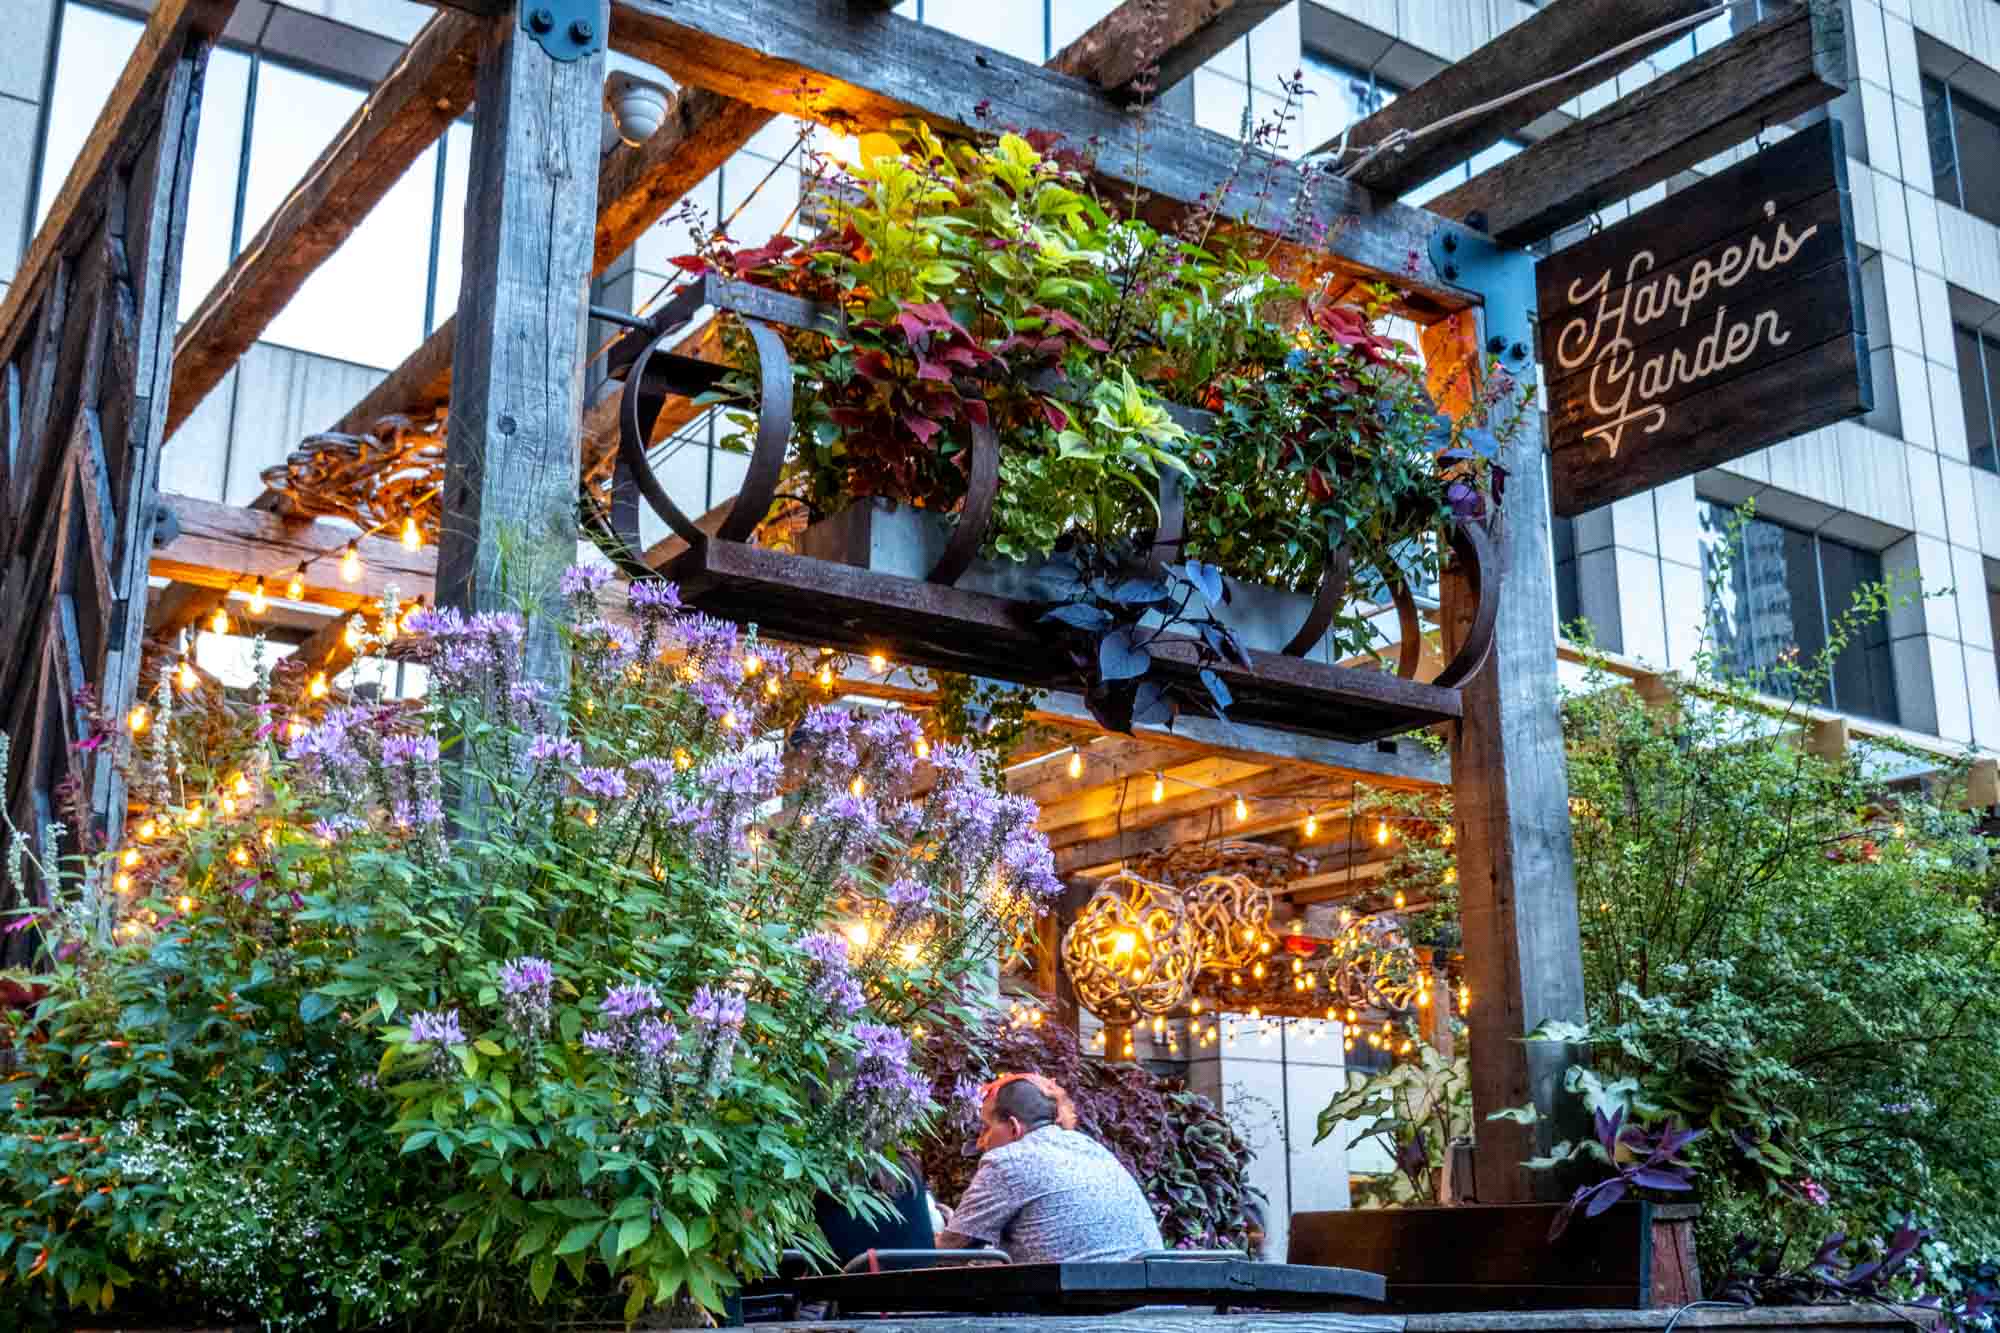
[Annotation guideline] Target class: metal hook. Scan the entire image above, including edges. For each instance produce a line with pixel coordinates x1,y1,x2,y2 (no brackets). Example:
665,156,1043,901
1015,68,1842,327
1755,117,1769,153
1588,210,1604,236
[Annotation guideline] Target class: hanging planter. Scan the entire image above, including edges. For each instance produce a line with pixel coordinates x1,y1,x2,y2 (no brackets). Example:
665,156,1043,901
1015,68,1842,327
604,124,1519,741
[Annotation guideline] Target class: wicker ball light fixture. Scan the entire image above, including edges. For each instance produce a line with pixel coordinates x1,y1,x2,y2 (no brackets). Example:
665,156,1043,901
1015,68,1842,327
1060,870,1198,1026
1181,871,1275,973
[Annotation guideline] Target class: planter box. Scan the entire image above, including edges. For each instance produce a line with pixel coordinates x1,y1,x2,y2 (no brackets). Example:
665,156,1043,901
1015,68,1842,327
797,500,1353,664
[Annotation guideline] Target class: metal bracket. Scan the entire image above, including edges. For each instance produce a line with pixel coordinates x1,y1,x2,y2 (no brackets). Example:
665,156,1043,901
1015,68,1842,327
520,1,605,62
1428,222,1539,381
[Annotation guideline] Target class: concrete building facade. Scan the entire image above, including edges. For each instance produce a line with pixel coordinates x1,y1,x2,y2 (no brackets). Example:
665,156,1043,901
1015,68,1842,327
13,0,2000,1261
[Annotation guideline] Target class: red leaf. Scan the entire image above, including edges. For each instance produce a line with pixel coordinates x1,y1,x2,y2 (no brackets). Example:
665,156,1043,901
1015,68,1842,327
854,349,896,382
962,398,991,429
915,356,954,383
669,254,711,273
902,411,943,444
1040,400,1070,431
1306,468,1333,502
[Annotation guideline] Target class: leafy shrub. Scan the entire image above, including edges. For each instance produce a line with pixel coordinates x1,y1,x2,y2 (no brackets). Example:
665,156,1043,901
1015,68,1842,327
918,1015,1258,1250
0,570,1060,1326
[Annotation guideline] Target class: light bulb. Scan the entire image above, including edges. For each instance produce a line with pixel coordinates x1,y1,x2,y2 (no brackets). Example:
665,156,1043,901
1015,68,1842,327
1067,748,1083,780
249,578,267,615
849,776,866,798
137,819,157,841
231,773,250,798
175,659,196,692
287,567,305,600
915,736,929,759
1252,962,1265,980
340,542,361,583
184,805,203,827
868,651,887,673
1152,773,1164,804
121,848,138,868
401,515,422,550
343,619,362,650
817,663,833,689
1305,812,1318,838
126,704,149,734
230,845,250,866
1375,820,1390,845
1394,891,1406,909
308,672,328,699
764,677,780,696
1234,795,1248,823
114,872,132,893
742,653,762,676
720,709,737,731
209,606,229,636
177,895,193,915
843,920,870,950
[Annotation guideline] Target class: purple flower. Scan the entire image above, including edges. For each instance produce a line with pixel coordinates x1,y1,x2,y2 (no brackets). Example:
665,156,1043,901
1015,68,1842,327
630,756,677,786
576,617,639,664
404,607,463,638
560,563,614,598
499,957,556,1039
887,877,931,911
689,984,748,1097
576,766,630,801
628,580,682,613
801,931,865,1017
602,983,661,1021
525,733,583,769
689,985,746,1030
499,956,554,995
637,1016,681,1061
409,1009,464,1048
581,1029,619,1053
699,751,780,798
381,734,441,766
840,1022,930,1150
310,813,367,843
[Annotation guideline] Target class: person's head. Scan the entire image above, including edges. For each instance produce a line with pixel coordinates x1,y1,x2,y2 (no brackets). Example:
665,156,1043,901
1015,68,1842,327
976,1073,1076,1153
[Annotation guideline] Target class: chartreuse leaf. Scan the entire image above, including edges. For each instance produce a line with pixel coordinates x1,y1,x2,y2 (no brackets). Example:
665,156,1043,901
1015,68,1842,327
529,1250,556,1303
555,1221,603,1255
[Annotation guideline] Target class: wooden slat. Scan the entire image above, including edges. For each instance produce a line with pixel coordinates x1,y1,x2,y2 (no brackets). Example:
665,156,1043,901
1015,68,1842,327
1051,772,1344,874
1048,0,1285,98
150,491,435,612
1036,756,1270,831
1006,738,1196,806
605,0,1473,313
0,0,237,368
1428,0,1848,246
164,10,487,439
1327,0,1713,196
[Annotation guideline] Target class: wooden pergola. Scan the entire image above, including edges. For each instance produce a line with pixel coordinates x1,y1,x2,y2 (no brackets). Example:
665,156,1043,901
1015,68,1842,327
0,0,1848,1206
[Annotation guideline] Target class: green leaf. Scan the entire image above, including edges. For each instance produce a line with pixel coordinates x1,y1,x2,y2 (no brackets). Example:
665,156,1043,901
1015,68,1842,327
512,1222,552,1262
401,1130,436,1154
376,986,398,1021
555,1222,604,1255
298,992,337,1024
616,1217,652,1256
474,1039,504,1057
529,1250,556,1304
624,1276,651,1324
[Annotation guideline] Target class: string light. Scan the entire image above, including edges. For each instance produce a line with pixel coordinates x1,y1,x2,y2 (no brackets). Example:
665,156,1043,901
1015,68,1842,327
1234,794,1248,823
120,848,138,869
742,653,762,676
231,773,250,798
287,564,306,600
126,704,149,734
1152,772,1165,804
184,805,203,827
1067,748,1083,780
137,819,157,842
401,516,422,551
868,651,888,673
849,776,866,798
308,672,328,699
720,709,737,731
817,662,833,689
339,541,361,583
1375,820,1390,845
764,676,780,697
209,605,229,636
114,872,132,894
175,658,196,692
1394,890,1406,909
342,619,363,650
1305,812,1318,839
177,895,194,915
249,578,267,616
230,845,250,866
915,735,930,759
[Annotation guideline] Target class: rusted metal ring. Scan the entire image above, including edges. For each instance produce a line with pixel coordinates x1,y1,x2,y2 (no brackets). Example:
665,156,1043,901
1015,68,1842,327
618,316,793,548
927,413,999,585
1431,516,1497,688
1389,578,1423,680
1280,543,1352,658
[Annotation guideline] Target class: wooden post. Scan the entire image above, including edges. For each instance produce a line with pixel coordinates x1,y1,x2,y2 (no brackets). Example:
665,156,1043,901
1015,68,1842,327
1440,340,1589,1203
438,3,608,683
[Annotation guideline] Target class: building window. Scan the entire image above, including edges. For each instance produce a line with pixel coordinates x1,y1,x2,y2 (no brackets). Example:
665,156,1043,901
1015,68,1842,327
1551,515,1582,634
35,2,468,371
1699,504,1899,725
1958,323,2000,474
1924,74,2000,226
1298,55,1398,158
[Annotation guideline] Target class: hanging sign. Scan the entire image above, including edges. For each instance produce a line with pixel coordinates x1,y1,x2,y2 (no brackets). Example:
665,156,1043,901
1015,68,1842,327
1536,120,1870,517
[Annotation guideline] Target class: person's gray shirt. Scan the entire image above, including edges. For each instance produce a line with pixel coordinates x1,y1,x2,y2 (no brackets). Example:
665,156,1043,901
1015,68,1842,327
939,1126,1165,1264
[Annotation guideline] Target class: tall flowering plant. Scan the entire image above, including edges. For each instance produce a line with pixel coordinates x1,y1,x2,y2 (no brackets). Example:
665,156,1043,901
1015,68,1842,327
0,569,1058,1326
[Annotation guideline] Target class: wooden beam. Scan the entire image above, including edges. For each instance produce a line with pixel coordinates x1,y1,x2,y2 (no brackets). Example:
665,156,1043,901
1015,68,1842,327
1048,767,1336,861
1427,0,1847,246
0,0,237,369
1442,370,1587,1200
437,1,608,681
1006,737,1198,806
151,491,436,613
1036,756,1270,832
1049,0,1285,99
1326,0,1713,197
164,10,486,439
605,0,1473,312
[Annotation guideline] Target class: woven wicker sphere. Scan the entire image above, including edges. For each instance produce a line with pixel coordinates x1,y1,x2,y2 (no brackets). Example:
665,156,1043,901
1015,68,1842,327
1060,871,1198,1025
1182,872,1275,972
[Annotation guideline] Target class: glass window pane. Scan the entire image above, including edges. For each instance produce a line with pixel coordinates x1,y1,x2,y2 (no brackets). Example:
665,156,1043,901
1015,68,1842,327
1298,55,1395,159
1050,0,1118,53
176,48,252,323
1956,325,1996,472
244,62,433,367
1701,504,1827,700
431,121,471,332
1923,76,1960,207
1951,89,2000,226
922,0,1043,63
1817,537,1896,725
35,5,144,228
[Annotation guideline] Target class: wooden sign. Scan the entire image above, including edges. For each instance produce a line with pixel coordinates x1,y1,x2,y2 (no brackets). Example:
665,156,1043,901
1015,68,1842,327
1537,120,1870,517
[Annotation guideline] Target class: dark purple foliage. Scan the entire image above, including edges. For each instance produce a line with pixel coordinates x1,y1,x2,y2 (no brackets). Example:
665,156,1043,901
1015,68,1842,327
1718,1217,1989,1330
1550,1108,1703,1241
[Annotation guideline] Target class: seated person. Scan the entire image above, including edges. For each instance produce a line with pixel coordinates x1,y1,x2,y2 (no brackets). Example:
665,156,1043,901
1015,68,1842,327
937,1073,1164,1264
813,1151,936,1271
